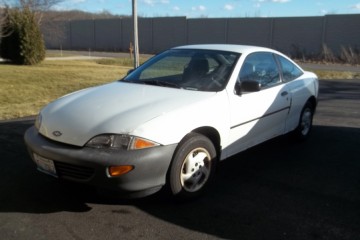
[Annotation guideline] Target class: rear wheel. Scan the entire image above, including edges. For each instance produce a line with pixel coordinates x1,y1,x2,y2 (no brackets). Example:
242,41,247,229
293,102,314,140
169,133,217,199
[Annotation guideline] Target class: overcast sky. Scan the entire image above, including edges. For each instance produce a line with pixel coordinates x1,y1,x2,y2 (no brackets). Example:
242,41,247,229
55,0,360,18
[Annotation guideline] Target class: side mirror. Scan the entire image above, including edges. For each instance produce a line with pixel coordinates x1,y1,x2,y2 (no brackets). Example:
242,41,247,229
235,80,261,95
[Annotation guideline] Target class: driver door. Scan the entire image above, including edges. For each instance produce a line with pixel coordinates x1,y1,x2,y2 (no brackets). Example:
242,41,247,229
225,52,291,158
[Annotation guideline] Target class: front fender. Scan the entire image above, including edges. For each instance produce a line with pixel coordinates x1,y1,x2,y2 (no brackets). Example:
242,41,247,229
131,91,230,146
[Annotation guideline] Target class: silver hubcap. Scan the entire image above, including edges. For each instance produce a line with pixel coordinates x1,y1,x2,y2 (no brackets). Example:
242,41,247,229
180,147,211,192
301,108,312,136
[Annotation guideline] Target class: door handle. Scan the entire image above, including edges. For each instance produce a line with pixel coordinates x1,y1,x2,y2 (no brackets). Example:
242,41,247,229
281,91,288,97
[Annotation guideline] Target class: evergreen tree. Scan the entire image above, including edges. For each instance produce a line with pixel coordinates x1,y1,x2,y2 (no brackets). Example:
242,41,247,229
0,7,45,65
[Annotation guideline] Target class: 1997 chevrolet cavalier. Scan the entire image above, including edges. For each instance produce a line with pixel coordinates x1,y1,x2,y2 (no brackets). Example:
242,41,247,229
24,44,319,199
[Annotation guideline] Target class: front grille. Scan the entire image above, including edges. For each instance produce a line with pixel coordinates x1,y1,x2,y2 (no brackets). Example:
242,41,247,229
55,162,95,180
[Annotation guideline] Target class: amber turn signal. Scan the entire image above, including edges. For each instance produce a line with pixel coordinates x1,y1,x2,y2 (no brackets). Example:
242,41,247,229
132,138,158,149
108,165,134,177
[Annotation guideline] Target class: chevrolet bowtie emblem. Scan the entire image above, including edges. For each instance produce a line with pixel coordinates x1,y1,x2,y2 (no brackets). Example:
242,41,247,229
52,131,62,137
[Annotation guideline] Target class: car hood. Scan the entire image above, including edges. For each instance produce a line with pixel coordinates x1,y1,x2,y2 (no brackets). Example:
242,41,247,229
38,81,216,146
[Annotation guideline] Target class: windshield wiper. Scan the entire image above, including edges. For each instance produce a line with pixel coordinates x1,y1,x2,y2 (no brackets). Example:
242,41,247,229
143,80,182,89
121,79,134,83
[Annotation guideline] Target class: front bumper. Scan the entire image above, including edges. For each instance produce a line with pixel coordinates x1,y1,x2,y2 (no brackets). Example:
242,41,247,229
24,126,177,198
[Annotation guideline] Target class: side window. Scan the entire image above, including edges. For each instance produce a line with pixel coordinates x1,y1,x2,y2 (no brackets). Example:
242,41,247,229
278,55,303,82
239,52,280,88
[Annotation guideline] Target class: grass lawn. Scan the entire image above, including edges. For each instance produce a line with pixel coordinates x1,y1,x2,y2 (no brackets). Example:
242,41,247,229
307,69,360,80
0,60,131,120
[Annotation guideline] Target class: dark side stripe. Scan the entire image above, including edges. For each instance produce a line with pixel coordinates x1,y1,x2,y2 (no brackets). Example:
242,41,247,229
230,106,290,129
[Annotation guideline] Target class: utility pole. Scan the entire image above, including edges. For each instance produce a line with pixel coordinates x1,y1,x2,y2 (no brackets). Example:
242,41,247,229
132,0,139,68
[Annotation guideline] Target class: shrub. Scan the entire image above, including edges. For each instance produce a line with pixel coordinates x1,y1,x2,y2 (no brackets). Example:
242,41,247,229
0,7,45,65
319,44,336,63
340,46,360,65
290,44,307,62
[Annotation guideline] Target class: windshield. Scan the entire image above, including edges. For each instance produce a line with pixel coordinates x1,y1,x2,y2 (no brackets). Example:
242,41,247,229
123,49,240,92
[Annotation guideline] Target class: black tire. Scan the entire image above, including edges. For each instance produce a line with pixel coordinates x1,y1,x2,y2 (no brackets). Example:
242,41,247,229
293,101,314,141
168,133,217,199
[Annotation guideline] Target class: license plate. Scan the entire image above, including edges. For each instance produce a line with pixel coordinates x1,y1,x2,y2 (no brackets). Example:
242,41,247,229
33,153,57,177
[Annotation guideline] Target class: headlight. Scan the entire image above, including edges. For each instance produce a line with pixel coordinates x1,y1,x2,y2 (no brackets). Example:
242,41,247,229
35,113,42,130
86,134,159,150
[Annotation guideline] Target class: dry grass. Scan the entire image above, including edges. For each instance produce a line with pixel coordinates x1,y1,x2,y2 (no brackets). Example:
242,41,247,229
95,57,149,67
311,70,360,80
0,60,130,120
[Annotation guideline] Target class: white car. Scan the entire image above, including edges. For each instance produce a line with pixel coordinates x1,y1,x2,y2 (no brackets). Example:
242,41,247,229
24,44,319,199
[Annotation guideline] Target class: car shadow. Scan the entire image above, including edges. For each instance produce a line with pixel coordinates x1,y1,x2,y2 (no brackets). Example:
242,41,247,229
134,124,360,239
0,119,93,213
1,119,360,239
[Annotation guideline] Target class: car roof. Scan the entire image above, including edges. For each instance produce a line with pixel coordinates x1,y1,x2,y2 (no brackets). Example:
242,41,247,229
173,44,280,55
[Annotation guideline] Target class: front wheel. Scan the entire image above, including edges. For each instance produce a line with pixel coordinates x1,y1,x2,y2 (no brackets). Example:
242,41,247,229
293,101,314,141
168,133,217,199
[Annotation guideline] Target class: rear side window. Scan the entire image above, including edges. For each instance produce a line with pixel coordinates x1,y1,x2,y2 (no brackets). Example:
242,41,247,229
278,55,303,82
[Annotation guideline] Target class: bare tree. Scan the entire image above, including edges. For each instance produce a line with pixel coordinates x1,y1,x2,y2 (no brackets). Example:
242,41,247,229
6,0,63,11
0,6,9,37
0,8,4,35
1,1,126,49
2,0,63,23
1,0,65,49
